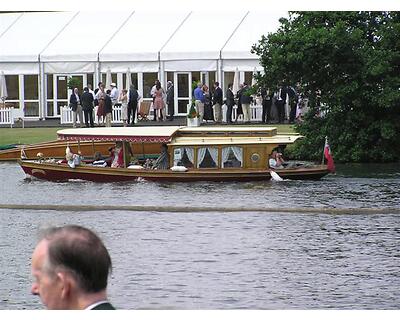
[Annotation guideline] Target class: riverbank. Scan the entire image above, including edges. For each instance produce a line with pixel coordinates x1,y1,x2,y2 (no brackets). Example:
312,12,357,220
0,119,296,146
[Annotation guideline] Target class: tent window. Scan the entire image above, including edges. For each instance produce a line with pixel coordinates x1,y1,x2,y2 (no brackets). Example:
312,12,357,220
223,72,234,96
5,75,19,100
143,73,158,98
124,73,138,90
102,73,117,87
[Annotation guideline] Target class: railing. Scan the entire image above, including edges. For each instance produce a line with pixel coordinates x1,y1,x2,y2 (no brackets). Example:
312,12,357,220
221,104,262,123
60,105,123,125
0,107,13,126
0,107,25,128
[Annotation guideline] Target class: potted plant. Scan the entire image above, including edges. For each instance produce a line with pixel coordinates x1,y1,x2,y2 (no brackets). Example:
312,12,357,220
187,101,200,127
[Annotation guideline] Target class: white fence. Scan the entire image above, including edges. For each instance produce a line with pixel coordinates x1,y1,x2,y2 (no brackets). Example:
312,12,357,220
221,104,263,123
60,105,123,125
0,107,25,128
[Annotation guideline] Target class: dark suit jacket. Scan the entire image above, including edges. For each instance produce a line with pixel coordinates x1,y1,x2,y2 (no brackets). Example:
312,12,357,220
81,91,94,110
213,87,223,105
239,86,253,104
104,95,112,114
91,302,115,310
69,93,80,111
225,88,235,107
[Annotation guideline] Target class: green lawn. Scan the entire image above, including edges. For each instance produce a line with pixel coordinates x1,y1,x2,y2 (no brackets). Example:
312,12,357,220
0,124,297,146
0,127,62,146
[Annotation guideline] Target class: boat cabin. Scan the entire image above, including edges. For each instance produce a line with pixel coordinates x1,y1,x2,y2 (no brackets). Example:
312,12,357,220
168,126,301,170
56,126,301,170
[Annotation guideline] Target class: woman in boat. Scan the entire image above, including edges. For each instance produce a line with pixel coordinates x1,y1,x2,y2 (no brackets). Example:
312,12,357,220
152,144,170,170
268,150,285,169
110,141,124,168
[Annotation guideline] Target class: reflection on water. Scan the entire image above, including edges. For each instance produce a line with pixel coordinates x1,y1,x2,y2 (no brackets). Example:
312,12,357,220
0,162,399,309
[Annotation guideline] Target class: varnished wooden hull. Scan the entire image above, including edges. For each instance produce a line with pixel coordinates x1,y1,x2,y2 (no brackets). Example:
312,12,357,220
19,160,330,182
0,140,161,161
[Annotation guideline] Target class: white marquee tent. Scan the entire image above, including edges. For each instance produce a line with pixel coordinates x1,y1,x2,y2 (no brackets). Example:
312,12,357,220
0,10,286,119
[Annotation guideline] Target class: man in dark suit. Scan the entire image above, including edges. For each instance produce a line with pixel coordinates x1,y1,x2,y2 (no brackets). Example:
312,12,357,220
225,83,235,124
81,87,94,127
212,81,223,123
31,225,115,310
69,88,83,128
128,84,139,125
275,85,287,124
166,81,174,121
261,87,273,123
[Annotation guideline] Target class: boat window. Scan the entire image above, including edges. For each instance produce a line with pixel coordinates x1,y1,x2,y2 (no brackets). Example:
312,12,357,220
251,153,260,163
197,147,218,168
174,147,194,168
222,146,243,168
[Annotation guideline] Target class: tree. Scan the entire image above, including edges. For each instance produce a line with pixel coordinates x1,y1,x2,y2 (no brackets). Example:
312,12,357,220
67,77,82,90
252,12,400,162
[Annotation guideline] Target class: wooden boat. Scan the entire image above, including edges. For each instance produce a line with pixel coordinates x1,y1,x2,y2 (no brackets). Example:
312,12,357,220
18,126,331,182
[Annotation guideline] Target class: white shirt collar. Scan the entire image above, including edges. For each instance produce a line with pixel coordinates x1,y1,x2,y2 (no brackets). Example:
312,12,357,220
85,300,109,310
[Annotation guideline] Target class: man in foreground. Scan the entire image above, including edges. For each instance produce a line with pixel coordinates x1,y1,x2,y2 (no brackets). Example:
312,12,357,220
31,225,115,310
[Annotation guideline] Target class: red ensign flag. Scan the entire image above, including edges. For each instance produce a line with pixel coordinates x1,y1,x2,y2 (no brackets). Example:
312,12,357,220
324,138,335,173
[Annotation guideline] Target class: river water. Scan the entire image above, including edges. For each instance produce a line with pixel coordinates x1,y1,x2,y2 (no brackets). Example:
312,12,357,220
0,161,399,309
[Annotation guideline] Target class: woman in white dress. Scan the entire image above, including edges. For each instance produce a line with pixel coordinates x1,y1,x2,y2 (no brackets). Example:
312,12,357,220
119,89,128,127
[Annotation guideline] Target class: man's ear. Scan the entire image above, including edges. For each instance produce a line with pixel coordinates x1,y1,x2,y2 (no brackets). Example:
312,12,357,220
57,271,73,300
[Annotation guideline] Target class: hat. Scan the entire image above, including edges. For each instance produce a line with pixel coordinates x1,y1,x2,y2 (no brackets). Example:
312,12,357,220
110,83,116,87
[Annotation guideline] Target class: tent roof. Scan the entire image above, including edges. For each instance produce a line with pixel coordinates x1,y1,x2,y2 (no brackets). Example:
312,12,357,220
159,11,248,61
40,11,133,62
99,10,190,62
221,11,286,60
0,11,285,65
0,13,22,37
0,12,76,62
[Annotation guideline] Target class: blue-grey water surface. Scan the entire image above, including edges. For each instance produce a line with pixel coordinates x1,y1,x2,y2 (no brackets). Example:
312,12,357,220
0,162,399,309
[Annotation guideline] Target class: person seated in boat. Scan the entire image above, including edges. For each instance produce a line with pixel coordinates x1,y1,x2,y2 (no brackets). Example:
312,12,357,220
92,151,108,167
268,150,286,169
152,144,170,170
65,147,83,168
123,142,135,166
109,141,124,168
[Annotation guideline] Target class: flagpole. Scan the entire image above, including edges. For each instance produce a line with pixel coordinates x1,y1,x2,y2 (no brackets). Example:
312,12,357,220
322,136,327,165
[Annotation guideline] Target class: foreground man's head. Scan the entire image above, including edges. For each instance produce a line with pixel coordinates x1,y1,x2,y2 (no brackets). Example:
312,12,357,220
31,225,113,310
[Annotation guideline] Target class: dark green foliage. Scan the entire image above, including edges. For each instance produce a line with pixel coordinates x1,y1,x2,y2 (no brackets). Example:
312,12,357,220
252,11,400,162
67,77,82,90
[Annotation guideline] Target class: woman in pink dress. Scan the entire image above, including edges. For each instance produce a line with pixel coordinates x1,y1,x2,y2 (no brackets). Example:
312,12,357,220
96,84,106,126
153,82,165,121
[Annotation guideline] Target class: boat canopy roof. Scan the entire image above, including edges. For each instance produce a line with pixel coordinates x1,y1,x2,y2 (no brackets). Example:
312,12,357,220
57,126,182,143
178,126,278,134
57,126,302,145
170,134,302,146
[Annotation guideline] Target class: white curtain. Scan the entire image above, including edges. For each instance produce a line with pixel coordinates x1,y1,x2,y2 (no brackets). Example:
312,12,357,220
197,147,207,168
221,147,231,168
185,147,194,166
208,147,218,167
126,68,131,90
221,146,243,167
231,146,243,165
